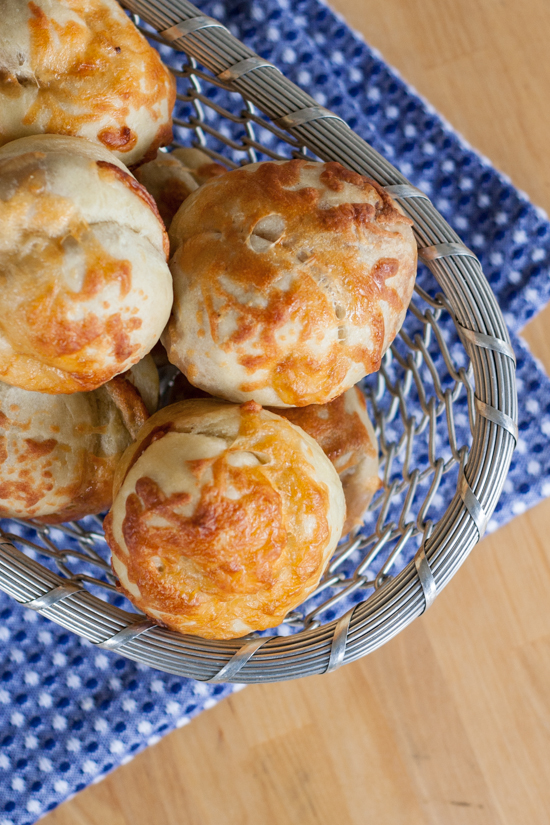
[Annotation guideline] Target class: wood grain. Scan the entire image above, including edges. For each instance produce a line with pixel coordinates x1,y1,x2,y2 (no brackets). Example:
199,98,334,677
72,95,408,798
43,1,550,823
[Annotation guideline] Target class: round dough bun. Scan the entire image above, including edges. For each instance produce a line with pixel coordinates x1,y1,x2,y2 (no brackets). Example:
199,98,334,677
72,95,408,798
104,398,346,640
0,0,176,166
164,159,417,407
0,134,173,393
134,147,228,228
0,355,159,522
271,387,380,535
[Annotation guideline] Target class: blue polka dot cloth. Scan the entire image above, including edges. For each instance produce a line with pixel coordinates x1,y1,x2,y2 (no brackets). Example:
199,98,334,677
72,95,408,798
1,0,549,821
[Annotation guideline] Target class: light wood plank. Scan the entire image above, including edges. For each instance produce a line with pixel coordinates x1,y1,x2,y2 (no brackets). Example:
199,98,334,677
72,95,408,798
43,1,549,823
330,0,550,216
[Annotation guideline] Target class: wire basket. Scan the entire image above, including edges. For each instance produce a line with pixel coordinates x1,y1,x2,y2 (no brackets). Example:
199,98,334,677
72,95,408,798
0,0,517,683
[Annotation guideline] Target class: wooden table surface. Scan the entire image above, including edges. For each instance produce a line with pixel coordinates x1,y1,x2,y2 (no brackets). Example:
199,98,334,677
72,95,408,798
44,1,550,823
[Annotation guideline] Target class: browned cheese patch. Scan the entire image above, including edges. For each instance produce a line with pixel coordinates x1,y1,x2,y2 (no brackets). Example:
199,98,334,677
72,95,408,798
37,452,118,523
18,0,176,159
105,403,333,638
0,434,60,514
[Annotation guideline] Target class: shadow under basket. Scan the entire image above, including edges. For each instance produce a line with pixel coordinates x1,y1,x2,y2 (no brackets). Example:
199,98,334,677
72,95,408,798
0,0,517,683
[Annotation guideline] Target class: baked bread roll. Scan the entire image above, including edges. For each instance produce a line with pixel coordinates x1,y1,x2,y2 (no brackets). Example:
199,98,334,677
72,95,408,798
0,0,176,166
134,147,227,228
272,387,380,535
0,355,158,523
164,159,417,407
0,134,173,393
104,398,346,639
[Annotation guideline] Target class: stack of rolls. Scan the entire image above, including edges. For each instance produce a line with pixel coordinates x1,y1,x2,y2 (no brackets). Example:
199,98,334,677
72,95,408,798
108,157,416,638
0,0,175,520
0,2,418,640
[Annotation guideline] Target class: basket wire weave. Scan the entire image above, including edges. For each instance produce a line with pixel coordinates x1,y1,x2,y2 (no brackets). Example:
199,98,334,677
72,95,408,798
0,0,517,683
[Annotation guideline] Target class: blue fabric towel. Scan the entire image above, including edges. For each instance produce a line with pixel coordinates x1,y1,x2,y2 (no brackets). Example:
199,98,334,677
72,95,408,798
0,1,548,822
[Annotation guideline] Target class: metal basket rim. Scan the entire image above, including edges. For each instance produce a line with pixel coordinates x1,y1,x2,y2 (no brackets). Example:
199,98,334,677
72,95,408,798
0,0,517,683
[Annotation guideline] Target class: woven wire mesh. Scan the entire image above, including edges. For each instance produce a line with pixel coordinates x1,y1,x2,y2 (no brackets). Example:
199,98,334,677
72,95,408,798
0,5,516,681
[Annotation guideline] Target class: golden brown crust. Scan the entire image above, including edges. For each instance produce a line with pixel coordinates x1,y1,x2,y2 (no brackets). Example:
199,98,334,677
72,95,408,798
0,0,176,166
272,388,374,472
105,398,346,639
0,135,173,393
193,162,227,184
280,396,362,470
0,356,159,521
134,154,199,229
165,160,417,407
37,452,118,524
171,147,227,185
169,376,381,533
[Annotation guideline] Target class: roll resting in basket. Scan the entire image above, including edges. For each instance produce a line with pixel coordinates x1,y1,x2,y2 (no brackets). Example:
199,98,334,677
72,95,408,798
0,134,173,393
0,12,417,637
104,398,347,640
0,354,159,523
164,158,417,407
0,0,176,167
